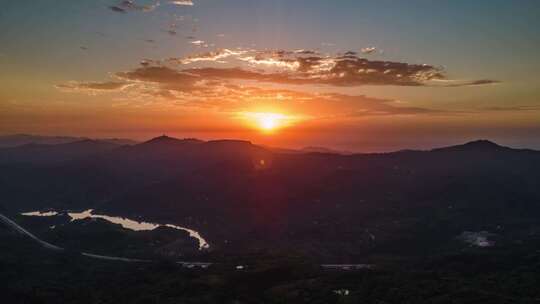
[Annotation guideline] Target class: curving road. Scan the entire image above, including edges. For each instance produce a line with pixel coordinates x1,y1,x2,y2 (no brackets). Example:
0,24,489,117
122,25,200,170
0,213,63,251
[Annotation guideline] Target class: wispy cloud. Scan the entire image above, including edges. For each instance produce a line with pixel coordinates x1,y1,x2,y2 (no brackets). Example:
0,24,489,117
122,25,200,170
109,5,127,13
481,105,540,112
109,0,160,13
361,47,377,54
430,78,501,87
56,81,130,94
172,49,247,64
169,0,194,6
190,40,205,46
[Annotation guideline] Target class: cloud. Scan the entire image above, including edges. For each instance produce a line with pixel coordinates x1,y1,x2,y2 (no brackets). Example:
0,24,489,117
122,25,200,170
172,49,246,64
109,6,127,13
481,105,540,112
361,47,377,54
454,79,501,87
55,82,130,94
225,90,447,118
109,0,159,13
157,48,493,87
431,78,501,87
467,79,500,86
58,48,498,96
116,66,200,85
321,94,447,117
174,58,444,86
56,48,496,117
57,71,446,118
169,0,194,5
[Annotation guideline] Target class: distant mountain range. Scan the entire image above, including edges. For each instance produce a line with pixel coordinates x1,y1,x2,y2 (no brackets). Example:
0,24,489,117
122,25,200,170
1,135,539,261
0,134,137,148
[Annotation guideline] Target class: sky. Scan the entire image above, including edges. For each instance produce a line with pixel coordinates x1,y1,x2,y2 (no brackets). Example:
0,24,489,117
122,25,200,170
1,0,539,152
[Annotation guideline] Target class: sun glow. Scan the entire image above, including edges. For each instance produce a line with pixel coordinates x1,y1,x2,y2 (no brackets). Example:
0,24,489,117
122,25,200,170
242,112,291,132
259,113,281,130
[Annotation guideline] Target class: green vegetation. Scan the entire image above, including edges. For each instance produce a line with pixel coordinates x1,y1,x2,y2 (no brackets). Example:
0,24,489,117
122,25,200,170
2,223,540,304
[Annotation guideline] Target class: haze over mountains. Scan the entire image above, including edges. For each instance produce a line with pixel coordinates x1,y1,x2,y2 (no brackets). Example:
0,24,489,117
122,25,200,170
1,134,540,261
0,134,137,148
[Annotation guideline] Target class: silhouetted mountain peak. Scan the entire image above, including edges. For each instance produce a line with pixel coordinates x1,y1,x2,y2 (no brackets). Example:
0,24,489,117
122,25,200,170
433,139,506,152
72,139,96,144
462,140,501,149
146,135,178,143
142,135,203,146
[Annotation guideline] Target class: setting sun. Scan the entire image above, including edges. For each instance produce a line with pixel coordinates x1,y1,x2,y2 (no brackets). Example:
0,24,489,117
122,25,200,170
242,112,291,133
258,113,284,131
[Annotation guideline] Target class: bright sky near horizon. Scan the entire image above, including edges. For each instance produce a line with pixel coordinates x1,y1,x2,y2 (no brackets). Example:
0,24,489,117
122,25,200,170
1,0,539,151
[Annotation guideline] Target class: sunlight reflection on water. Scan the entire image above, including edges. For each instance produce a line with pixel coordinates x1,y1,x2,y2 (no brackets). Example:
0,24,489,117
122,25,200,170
22,209,210,250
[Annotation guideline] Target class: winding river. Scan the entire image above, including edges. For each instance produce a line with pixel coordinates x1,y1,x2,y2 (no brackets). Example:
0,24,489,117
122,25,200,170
21,209,209,250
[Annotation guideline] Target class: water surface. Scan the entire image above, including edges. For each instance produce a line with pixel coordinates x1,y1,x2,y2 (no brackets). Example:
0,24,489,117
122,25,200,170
22,209,210,250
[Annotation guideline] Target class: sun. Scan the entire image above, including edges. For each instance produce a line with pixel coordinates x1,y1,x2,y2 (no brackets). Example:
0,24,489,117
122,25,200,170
259,113,280,130
243,112,289,132
255,113,286,131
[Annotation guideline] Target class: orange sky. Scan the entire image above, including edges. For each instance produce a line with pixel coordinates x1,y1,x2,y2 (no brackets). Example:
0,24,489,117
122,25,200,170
1,1,539,151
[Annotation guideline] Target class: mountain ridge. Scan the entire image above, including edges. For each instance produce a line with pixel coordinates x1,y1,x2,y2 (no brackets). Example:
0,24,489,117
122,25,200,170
0,134,137,148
